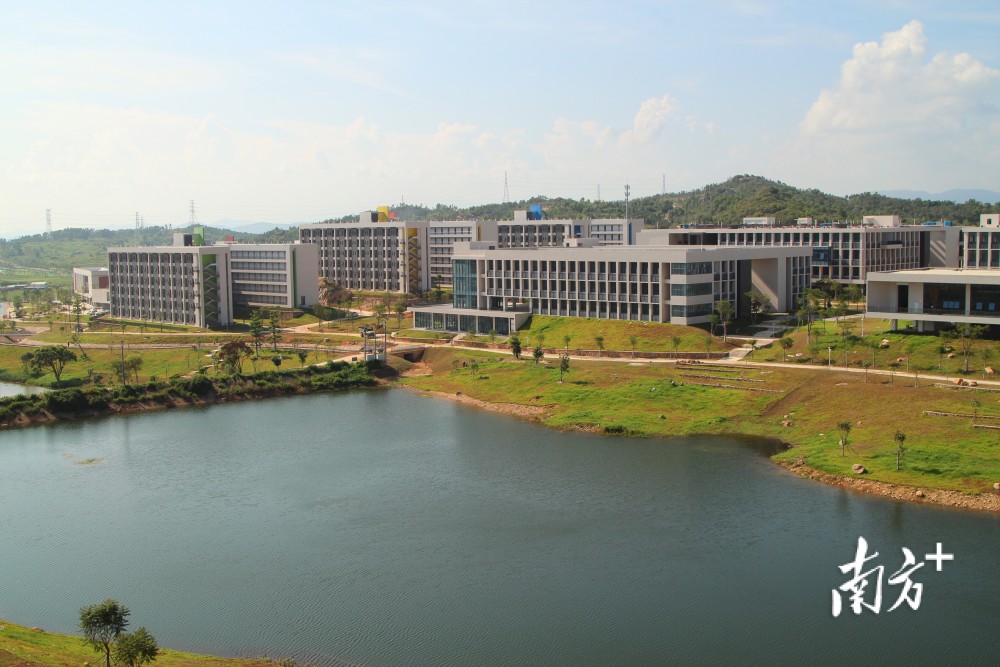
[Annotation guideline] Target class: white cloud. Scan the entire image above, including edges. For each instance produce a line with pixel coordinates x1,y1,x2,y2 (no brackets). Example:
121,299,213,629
620,95,681,145
801,20,999,135
783,20,1000,192
0,92,718,235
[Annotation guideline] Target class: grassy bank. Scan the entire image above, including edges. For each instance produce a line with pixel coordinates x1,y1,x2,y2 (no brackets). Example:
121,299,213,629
0,361,376,428
0,618,278,667
399,348,1000,498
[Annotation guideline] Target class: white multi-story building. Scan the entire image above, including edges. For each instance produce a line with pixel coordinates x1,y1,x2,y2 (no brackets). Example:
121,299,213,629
300,210,641,293
72,267,110,310
299,219,428,294
227,242,319,310
642,220,958,285
108,234,233,327
411,241,810,332
958,213,1000,268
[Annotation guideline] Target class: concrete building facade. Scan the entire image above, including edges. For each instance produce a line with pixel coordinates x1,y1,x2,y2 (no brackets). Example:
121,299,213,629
228,242,319,310
300,211,641,293
641,222,958,285
299,220,428,294
411,241,810,332
108,237,233,328
958,214,1000,268
867,267,1000,332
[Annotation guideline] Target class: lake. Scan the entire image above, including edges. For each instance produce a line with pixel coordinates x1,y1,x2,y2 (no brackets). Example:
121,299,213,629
0,388,997,666
0,380,47,397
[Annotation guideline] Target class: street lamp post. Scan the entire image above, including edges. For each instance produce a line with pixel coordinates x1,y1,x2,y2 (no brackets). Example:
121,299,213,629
828,346,832,367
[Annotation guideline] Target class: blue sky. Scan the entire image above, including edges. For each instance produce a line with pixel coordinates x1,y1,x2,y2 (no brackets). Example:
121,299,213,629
2,1,999,236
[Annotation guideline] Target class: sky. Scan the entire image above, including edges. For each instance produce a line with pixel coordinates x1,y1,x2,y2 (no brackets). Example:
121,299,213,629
2,1,999,237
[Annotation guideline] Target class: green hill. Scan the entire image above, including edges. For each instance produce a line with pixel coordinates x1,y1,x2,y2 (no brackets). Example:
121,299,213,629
4,175,993,275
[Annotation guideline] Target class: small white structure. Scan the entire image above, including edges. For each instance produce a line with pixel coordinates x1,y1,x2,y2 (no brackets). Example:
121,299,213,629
72,267,110,309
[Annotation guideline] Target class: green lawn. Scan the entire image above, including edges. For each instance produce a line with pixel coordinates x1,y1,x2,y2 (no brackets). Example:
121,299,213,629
517,315,734,354
0,617,275,667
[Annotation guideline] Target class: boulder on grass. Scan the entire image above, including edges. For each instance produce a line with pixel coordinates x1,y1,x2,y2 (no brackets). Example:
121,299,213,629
851,464,866,474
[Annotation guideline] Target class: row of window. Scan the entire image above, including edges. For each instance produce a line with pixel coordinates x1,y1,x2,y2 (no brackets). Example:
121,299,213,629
230,250,287,259
231,272,287,282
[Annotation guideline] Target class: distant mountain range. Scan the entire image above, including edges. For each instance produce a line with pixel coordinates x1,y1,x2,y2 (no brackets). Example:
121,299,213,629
877,189,1000,204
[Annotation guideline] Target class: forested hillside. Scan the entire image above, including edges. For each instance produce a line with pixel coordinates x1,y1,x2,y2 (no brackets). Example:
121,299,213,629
322,174,994,226
0,225,297,273
3,174,994,275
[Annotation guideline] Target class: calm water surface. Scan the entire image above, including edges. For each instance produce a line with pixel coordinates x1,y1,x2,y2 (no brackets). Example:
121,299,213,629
0,380,47,397
1,388,998,666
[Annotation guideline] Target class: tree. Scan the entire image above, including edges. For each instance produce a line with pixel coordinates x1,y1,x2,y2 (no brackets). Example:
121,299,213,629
559,353,570,382
26,346,77,383
594,335,605,357
532,336,545,365
629,335,639,358
267,310,282,352
124,353,143,383
469,360,479,377
271,355,282,368
837,421,852,457
714,300,734,342
894,430,906,471
318,278,350,307
80,599,130,667
844,284,864,309
702,334,713,358
948,324,986,373
394,300,407,329
510,332,522,360
218,339,252,375
972,399,982,426
671,336,681,358
489,328,498,346
297,350,308,367
433,274,444,303
72,296,84,332
248,310,265,356
707,313,720,337
747,338,758,360
839,318,856,340
779,336,793,362
114,627,158,667
563,334,572,351
745,288,771,326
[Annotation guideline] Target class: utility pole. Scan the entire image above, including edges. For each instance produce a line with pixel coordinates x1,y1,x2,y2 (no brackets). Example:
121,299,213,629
45,209,52,237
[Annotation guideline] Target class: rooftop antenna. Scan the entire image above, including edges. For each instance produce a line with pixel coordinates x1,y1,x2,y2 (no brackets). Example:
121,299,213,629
597,184,601,202
135,212,141,245
45,209,52,237
625,183,630,222
503,171,510,204
189,200,198,226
